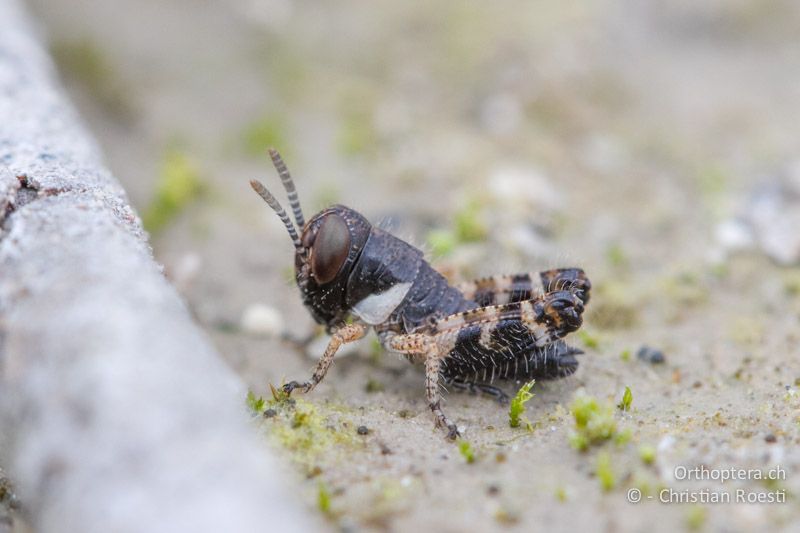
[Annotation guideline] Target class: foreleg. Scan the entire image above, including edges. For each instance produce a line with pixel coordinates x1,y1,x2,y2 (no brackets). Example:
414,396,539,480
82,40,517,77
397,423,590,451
283,322,367,395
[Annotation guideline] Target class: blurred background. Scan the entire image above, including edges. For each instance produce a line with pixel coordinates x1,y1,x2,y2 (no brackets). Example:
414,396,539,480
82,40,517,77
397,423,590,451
26,0,800,530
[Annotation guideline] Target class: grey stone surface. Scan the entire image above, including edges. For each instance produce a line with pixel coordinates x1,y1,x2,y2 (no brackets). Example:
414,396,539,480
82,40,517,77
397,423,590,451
0,1,315,532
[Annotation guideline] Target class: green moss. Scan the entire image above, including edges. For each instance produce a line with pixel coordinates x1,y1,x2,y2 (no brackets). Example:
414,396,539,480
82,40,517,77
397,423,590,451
509,380,536,429
453,199,488,242
578,330,600,350
426,229,458,258
614,428,632,446
365,378,385,393
267,396,357,470
269,383,290,403
685,505,707,531
457,440,476,464
569,393,617,452
620,349,632,362
554,486,568,502
639,444,656,465
617,386,632,412
246,391,266,414
369,337,383,363
317,481,333,517
241,113,288,157
595,452,615,492
142,148,204,234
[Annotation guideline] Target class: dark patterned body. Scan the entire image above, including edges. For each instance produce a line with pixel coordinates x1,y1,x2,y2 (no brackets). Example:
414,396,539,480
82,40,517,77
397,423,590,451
250,149,590,439
349,228,591,385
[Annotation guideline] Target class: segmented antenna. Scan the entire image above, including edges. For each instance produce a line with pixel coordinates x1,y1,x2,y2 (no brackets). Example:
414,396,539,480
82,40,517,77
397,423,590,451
268,148,306,230
250,179,304,251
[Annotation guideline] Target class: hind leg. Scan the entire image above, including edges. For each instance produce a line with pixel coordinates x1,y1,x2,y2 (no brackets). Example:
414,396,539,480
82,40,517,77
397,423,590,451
455,268,591,307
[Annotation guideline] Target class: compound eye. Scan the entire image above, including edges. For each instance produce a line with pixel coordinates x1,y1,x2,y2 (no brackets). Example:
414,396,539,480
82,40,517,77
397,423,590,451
310,214,350,284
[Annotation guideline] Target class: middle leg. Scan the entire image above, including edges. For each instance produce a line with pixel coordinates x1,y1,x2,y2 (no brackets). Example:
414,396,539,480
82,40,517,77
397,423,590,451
386,332,460,439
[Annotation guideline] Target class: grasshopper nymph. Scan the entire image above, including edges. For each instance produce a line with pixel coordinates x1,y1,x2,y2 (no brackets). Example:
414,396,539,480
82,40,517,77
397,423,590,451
251,149,590,439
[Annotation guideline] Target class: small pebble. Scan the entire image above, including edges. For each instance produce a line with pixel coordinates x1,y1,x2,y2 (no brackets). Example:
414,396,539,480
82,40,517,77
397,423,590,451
357,425,369,436
240,303,284,337
765,433,777,443
263,408,277,418
637,345,665,364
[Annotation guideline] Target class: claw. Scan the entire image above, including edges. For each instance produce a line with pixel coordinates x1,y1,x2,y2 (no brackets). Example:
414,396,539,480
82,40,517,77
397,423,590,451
446,425,461,440
282,380,311,396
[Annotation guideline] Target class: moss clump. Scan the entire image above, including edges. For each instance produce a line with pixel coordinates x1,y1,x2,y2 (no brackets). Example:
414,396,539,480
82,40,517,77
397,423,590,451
426,229,458,258
365,378,385,393
457,440,476,464
685,505,707,531
142,148,204,234
317,481,333,518
595,452,615,492
453,199,488,242
509,380,535,429
253,384,358,471
246,390,266,414
617,386,633,412
639,444,656,465
569,393,618,452
578,330,600,350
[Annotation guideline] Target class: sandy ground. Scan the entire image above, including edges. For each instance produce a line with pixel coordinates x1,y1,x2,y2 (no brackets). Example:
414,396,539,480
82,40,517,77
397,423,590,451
15,0,800,531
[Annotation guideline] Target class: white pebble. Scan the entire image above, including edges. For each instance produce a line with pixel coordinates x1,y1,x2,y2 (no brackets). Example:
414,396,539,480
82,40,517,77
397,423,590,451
241,304,284,337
